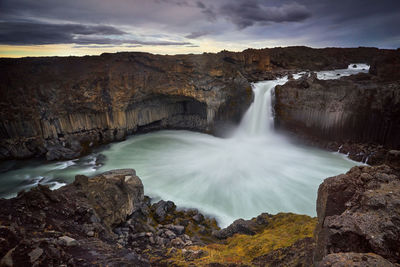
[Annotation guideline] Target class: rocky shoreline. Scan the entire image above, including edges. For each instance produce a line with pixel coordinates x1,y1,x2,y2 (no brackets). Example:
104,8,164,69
0,166,399,266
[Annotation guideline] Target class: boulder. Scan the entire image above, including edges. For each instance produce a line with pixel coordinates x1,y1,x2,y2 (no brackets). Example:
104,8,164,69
153,200,176,222
314,165,400,265
73,169,144,228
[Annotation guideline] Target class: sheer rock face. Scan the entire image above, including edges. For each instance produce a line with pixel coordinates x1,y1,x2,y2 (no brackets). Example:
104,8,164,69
0,52,253,160
0,47,387,160
314,165,400,265
274,57,400,152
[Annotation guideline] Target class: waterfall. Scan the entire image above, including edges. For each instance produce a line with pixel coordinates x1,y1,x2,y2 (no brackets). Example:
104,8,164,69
235,77,288,137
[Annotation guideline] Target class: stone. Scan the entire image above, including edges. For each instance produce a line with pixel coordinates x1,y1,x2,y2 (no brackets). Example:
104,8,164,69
59,236,78,247
170,237,185,248
169,225,185,235
28,247,43,263
153,200,176,222
192,213,204,223
164,230,176,239
75,169,144,229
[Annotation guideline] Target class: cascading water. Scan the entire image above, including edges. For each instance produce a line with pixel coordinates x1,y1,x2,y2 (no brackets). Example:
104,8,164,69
235,77,288,136
0,65,368,227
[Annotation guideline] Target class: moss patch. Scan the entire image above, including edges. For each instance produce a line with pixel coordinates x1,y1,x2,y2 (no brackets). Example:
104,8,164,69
165,213,317,266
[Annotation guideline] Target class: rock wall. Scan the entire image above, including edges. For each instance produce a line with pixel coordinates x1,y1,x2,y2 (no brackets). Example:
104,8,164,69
0,52,252,160
0,46,392,160
274,53,400,154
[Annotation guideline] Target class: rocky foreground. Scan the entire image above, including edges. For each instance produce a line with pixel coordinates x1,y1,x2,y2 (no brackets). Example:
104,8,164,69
0,46,395,161
0,165,399,266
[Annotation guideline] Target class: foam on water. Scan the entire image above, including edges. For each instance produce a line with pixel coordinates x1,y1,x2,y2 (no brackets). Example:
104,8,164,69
0,64,368,227
317,63,369,80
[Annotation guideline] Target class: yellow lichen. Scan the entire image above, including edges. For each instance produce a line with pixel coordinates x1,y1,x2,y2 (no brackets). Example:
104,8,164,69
164,213,317,266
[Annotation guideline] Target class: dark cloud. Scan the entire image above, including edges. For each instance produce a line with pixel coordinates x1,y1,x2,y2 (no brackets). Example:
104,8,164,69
0,0,399,50
0,21,125,45
196,1,217,21
220,0,312,29
0,21,192,46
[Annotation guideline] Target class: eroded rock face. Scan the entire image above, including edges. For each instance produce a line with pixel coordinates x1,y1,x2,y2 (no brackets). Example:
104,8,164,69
314,165,400,265
274,52,400,165
0,52,253,161
275,72,400,150
0,46,389,161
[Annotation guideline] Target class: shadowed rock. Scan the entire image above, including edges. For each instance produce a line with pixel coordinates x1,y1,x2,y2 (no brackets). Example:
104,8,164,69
314,165,400,265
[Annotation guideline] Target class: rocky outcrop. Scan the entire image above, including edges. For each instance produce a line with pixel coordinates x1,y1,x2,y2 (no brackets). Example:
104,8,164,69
73,169,144,229
274,52,400,165
0,169,149,266
314,165,400,266
0,46,392,161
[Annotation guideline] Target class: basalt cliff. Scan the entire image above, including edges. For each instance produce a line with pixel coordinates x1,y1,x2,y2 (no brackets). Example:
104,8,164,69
0,46,393,161
274,52,400,166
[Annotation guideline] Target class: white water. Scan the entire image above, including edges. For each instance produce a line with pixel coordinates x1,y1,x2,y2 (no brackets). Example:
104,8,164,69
0,65,368,227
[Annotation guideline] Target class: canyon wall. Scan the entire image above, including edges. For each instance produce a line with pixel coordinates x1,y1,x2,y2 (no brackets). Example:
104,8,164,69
274,53,400,155
0,52,253,160
0,46,392,160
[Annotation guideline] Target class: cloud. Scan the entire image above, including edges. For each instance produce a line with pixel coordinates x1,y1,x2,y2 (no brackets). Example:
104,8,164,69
220,1,311,29
73,44,143,48
185,30,210,39
0,0,400,53
0,21,192,46
196,1,217,21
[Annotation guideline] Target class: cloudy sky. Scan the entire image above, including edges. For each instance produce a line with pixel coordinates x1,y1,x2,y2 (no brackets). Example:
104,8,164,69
0,0,399,57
